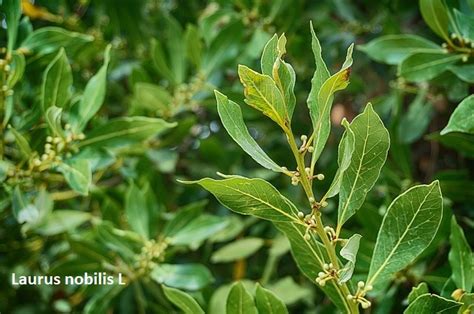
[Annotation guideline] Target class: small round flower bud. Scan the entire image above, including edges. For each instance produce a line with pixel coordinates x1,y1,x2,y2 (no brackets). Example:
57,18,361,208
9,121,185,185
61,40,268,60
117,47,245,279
298,211,305,219
33,159,41,166
357,281,365,288
304,233,311,241
65,123,71,130
321,201,328,208
362,302,370,309
316,173,325,180
347,295,353,300
307,146,314,152
366,284,373,291
328,263,333,268
300,135,307,142
308,197,315,203
46,136,53,142
4,65,11,72
41,154,48,161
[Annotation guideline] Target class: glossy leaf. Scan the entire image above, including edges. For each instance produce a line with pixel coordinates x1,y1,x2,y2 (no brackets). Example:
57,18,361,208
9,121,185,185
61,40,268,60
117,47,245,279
9,127,31,158
169,214,228,247
238,65,289,130
73,45,111,131
399,52,462,82
310,43,354,164
183,176,300,222
324,118,355,199
449,217,472,292
41,48,72,111
125,182,149,238
6,52,25,88
151,264,213,291
441,95,474,135
79,117,176,148
337,104,390,229
397,88,433,144
449,64,474,83
45,106,64,137
162,285,204,314
359,34,441,65
404,294,461,313
255,284,288,314
419,0,450,41
34,210,91,236
226,282,257,314
211,238,264,263
58,159,91,196
215,90,283,172
367,181,443,290
3,0,21,54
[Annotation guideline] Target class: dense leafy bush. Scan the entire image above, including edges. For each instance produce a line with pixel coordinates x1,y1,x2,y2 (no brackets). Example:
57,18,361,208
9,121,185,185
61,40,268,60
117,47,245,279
0,0,472,313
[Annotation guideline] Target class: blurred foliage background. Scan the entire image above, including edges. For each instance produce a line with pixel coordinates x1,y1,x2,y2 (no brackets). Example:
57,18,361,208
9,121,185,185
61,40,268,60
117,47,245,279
0,0,472,313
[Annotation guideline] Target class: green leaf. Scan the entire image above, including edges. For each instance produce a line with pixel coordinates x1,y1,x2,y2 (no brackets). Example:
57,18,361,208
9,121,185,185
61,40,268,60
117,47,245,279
133,82,171,114
454,9,474,42
367,181,443,290
261,34,296,118
84,285,124,314
324,118,355,199
404,294,461,314
73,45,111,131
337,104,390,229
151,39,176,83
9,127,31,158
215,91,283,172
58,159,91,196
419,0,451,41
274,222,352,312
169,214,228,247
21,27,94,56
211,238,264,263
79,117,176,148
184,24,203,68
183,176,300,222
441,95,474,135
359,35,441,65
238,65,289,130
125,182,149,238
34,210,91,236
310,43,354,165
45,106,64,137
41,48,72,111
226,282,257,314
338,233,362,284
449,64,474,83
162,285,204,314
398,88,433,144
151,264,213,291
449,217,473,292
12,186,38,224
408,282,429,303
399,52,462,82
3,0,21,54
255,284,288,314
6,51,25,88
459,293,474,313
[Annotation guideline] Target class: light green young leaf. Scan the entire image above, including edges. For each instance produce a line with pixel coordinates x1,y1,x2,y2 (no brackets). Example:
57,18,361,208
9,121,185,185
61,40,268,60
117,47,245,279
125,182,149,239
359,34,441,65
42,48,72,111
84,285,124,314
226,282,257,314
72,45,111,131
399,52,462,82
12,186,38,224
324,118,355,199
162,285,204,314
338,233,362,284
45,106,64,137
419,0,451,41
9,127,31,158
441,95,474,135
151,264,213,291
404,293,461,314
215,91,283,172
238,65,289,130
310,43,354,165
449,64,474,83
169,214,228,247
337,104,390,230
184,24,203,68
182,176,300,222
34,210,91,236
408,282,429,303
21,27,94,56
3,0,21,54
449,217,473,292
133,82,171,113
6,52,25,88
261,34,296,118
58,159,91,196
211,238,264,263
255,283,288,314
454,9,474,42
151,39,176,84
367,181,443,290
78,117,176,148
274,222,352,312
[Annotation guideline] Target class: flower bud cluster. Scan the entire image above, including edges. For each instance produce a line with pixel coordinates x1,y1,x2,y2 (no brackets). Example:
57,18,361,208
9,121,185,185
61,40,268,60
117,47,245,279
135,239,168,274
315,263,338,287
347,281,373,309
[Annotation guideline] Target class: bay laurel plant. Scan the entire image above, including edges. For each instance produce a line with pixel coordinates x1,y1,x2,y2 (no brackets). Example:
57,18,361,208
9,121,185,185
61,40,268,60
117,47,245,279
185,25,446,312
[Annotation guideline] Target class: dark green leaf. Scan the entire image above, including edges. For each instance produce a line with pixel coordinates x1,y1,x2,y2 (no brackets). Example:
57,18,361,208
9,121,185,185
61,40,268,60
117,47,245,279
441,95,474,135
255,284,288,314
41,48,72,111
399,52,462,82
419,0,451,41
151,264,213,291
404,294,461,313
162,285,204,314
449,217,472,292
226,282,257,314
